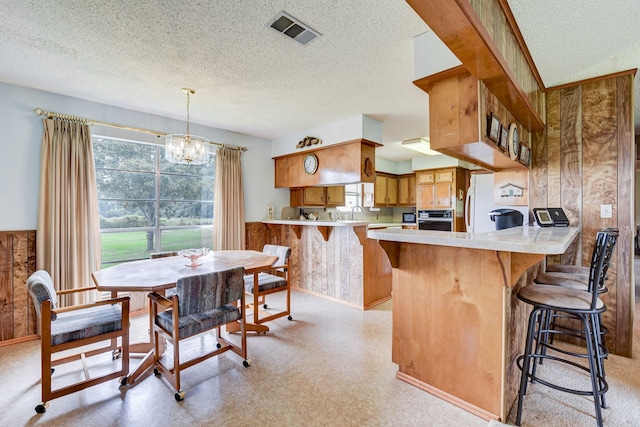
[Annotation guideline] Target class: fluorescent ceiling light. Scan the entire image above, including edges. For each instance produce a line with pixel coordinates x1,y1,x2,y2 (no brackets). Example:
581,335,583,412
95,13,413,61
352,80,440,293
401,137,441,156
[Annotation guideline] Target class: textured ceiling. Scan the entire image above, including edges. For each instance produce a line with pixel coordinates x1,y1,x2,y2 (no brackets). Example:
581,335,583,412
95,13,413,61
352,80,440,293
0,1,638,163
508,0,640,135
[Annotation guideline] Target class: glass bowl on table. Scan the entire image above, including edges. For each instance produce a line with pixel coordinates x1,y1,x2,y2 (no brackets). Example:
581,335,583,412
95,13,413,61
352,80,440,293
178,247,210,267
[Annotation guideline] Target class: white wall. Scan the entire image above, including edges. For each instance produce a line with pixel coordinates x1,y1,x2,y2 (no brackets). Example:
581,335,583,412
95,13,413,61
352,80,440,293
0,82,289,230
271,114,383,157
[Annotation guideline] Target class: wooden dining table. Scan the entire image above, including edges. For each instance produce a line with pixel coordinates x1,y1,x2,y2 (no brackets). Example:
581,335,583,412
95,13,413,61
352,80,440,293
91,250,278,385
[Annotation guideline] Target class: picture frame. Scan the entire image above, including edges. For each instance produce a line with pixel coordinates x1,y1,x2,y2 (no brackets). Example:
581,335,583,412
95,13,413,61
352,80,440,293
498,125,509,152
519,145,530,166
488,112,501,142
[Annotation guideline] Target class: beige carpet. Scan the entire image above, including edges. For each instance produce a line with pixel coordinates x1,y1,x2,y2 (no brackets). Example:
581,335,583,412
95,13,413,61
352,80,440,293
491,256,640,426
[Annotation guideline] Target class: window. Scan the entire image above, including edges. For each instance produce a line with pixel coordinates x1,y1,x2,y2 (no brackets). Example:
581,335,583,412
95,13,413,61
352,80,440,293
93,137,215,267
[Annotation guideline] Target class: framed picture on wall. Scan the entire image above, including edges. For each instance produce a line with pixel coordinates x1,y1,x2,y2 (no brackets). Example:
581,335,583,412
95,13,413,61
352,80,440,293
519,145,530,166
499,125,508,151
488,112,501,143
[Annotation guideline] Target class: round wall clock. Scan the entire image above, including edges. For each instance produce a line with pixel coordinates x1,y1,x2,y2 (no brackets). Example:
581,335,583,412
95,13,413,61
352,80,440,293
303,153,318,174
508,123,520,161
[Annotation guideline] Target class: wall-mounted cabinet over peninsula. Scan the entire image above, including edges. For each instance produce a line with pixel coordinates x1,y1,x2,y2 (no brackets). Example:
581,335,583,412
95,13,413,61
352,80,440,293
415,68,529,172
274,139,380,188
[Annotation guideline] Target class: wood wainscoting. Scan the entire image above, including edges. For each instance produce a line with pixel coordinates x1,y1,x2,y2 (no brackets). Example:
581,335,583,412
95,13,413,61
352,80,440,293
246,222,392,309
0,230,37,345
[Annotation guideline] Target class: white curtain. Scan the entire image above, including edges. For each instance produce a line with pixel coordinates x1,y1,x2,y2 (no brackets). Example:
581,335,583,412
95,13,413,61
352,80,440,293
36,119,101,306
213,147,245,250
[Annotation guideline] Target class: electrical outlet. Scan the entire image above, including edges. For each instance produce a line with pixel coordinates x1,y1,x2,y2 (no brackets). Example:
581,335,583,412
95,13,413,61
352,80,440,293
600,204,612,219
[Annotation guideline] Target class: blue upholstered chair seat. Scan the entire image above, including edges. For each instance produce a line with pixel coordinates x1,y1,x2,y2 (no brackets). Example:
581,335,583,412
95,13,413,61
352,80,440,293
244,272,287,294
51,304,123,346
155,304,240,339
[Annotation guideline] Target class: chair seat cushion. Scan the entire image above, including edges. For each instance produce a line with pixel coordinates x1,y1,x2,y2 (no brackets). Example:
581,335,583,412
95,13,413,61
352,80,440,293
518,284,604,311
156,304,240,339
244,273,287,294
51,304,123,346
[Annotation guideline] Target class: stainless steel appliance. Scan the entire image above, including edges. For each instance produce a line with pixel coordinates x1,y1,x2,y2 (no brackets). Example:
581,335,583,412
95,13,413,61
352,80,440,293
402,212,416,224
418,209,453,231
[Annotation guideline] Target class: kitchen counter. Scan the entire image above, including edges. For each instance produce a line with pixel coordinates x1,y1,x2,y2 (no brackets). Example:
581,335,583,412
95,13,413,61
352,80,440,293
263,219,414,229
262,219,369,227
368,226,579,254
368,225,579,421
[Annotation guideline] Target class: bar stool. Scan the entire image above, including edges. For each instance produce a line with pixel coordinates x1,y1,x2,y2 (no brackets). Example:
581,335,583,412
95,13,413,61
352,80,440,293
515,230,617,427
533,229,618,360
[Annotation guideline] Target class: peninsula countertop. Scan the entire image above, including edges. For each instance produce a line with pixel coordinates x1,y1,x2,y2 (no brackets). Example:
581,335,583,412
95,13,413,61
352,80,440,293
368,226,579,255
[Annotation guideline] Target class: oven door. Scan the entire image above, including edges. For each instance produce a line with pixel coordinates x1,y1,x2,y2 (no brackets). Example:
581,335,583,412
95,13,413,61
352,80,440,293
418,219,452,231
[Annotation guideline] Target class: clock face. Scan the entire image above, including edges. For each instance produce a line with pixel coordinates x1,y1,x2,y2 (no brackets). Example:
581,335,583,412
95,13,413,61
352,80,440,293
508,123,520,161
304,153,318,174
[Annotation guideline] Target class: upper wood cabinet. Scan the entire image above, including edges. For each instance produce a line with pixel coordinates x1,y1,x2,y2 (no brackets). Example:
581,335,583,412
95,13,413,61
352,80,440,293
274,139,379,188
290,186,345,207
421,69,528,172
325,186,346,206
416,167,465,211
398,174,416,206
374,173,398,206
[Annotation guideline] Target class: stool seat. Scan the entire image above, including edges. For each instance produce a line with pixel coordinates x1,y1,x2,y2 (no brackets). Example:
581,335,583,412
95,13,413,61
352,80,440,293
518,284,604,311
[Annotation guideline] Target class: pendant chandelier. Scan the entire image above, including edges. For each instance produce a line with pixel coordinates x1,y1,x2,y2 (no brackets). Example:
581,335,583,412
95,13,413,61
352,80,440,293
165,88,210,164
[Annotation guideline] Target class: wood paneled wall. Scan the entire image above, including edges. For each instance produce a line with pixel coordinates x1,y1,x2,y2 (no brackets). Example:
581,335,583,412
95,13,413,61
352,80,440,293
0,231,37,344
529,71,635,356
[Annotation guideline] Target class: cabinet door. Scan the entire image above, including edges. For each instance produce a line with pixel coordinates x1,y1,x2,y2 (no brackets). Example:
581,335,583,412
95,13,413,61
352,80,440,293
325,186,345,206
398,176,410,205
386,176,398,205
418,184,435,209
408,175,417,205
399,174,417,205
435,169,454,183
374,175,388,205
303,187,325,205
417,170,435,184
434,182,452,208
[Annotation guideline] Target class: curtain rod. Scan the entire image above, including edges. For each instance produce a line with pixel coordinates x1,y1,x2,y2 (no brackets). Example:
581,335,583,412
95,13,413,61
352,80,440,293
33,107,248,152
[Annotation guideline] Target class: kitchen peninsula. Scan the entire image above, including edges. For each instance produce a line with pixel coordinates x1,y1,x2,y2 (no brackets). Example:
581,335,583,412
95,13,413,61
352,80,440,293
263,219,392,309
367,226,579,422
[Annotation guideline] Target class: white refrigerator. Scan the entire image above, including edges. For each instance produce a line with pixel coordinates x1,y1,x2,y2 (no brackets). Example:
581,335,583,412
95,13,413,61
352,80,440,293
464,173,529,233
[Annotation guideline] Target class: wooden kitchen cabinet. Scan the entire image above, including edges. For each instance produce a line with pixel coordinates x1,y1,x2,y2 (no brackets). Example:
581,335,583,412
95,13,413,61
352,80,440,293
325,186,345,206
398,174,416,206
416,167,464,211
374,173,398,206
290,187,324,206
290,186,345,207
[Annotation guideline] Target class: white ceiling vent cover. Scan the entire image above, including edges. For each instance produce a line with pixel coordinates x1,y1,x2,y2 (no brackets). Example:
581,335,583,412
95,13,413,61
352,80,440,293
268,11,321,45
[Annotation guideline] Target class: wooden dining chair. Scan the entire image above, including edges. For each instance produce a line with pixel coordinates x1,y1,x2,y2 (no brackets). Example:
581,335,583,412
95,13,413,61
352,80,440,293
244,244,292,327
26,270,130,414
148,266,249,401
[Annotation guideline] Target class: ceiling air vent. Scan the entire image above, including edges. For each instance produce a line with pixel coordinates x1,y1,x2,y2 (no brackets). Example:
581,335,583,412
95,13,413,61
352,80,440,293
268,11,321,45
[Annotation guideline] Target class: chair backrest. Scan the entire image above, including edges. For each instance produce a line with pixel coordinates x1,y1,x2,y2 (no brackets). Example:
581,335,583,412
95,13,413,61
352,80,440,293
175,266,245,317
26,270,58,321
150,251,178,259
588,229,618,306
263,245,291,270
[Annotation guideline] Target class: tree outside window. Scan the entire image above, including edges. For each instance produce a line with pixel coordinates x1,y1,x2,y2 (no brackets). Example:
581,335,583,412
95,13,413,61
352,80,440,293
93,137,214,267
